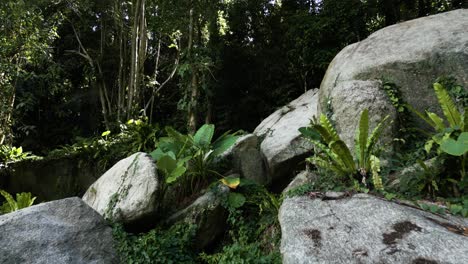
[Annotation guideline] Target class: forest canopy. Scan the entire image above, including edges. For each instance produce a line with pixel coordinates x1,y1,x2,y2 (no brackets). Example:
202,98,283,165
0,0,465,153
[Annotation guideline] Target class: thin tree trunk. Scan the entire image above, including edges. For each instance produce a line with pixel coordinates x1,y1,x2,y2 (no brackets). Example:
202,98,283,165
187,7,198,133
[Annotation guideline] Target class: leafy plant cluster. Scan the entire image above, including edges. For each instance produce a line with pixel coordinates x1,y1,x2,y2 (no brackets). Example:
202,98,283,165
200,183,281,264
300,80,467,217
299,109,389,192
47,117,160,170
150,124,239,198
0,190,36,214
0,145,33,164
112,223,197,264
408,83,467,197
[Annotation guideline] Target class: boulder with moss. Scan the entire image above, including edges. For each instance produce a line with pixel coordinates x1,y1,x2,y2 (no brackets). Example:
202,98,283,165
165,185,230,250
82,152,161,227
319,9,468,150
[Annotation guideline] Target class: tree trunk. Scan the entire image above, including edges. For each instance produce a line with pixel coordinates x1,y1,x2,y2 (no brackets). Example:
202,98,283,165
187,7,198,133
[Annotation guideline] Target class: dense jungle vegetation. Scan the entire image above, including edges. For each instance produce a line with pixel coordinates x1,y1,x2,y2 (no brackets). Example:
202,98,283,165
0,0,465,152
1,0,467,263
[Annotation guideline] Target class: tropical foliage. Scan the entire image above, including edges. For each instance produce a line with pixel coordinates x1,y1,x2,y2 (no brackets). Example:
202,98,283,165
150,124,239,192
299,109,389,191
0,190,36,214
408,82,467,196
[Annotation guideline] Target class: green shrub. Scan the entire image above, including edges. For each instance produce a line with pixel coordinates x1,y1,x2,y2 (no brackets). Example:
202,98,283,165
150,124,239,193
409,82,467,196
299,109,389,191
112,223,197,264
201,183,281,264
0,145,32,163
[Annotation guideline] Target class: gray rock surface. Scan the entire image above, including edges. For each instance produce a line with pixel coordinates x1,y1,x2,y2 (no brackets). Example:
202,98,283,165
166,185,229,250
82,152,160,225
0,197,118,264
319,9,468,150
280,193,468,264
254,89,318,184
282,170,317,194
220,134,268,185
327,80,396,150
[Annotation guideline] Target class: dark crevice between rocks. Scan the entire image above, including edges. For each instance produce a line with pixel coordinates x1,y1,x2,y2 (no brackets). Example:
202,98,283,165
412,257,439,264
303,229,322,248
382,221,422,246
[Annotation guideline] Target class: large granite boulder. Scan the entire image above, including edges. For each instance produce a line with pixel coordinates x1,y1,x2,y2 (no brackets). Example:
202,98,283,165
280,193,468,264
220,134,268,185
165,185,230,250
319,9,468,150
83,152,161,226
0,197,118,264
254,89,318,187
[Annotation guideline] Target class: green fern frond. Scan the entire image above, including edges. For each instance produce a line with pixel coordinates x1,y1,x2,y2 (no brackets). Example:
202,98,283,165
426,112,445,132
330,140,356,173
319,114,339,142
370,155,383,191
434,82,462,128
0,190,18,213
355,109,369,169
406,104,437,130
366,115,390,156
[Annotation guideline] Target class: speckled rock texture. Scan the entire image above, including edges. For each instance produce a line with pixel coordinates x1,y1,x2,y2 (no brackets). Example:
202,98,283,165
254,89,318,185
0,197,118,264
280,193,468,264
83,152,160,225
319,9,468,150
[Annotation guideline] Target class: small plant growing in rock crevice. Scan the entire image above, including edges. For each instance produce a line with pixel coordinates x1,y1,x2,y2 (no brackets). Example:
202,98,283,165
299,109,389,191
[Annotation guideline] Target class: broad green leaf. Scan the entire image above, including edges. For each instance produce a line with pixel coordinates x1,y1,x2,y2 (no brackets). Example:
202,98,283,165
101,130,111,137
227,192,246,209
211,135,238,157
220,176,241,189
440,132,468,156
157,155,177,173
166,166,187,184
193,124,214,148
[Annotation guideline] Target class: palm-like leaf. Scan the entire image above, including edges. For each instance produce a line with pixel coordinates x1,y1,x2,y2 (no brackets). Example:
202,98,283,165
366,115,390,157
434,82,462,128
330,140,356,173
319,114,339,141
194,124,214,148
356,109,369,169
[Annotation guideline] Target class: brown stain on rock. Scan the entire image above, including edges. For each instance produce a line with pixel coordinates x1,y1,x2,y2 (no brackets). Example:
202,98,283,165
383,221,422,246
412,257,439,264
303,229,322,248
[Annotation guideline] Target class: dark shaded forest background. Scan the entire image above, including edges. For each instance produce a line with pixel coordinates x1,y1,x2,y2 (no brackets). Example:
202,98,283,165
1,0,466,154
